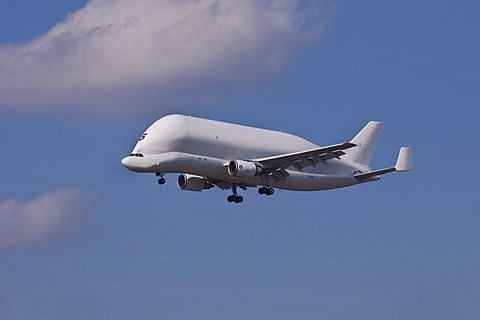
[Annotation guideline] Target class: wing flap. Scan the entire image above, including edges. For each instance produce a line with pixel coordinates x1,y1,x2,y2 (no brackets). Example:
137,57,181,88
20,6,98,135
213,181,231,190
255,142,356,171
269,168,290,182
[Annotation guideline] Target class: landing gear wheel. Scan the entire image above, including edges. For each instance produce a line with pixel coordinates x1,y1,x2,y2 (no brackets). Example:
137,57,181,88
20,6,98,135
227,183,244,204
227,194,244,204
259,186,274,196
157,178,166,185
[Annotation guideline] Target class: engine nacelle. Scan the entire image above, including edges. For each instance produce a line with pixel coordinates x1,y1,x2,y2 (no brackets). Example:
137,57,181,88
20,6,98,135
227,160,262,178
177,174,214,192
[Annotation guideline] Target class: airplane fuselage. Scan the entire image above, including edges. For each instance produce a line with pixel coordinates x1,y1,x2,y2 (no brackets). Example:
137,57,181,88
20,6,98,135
122,115,366,191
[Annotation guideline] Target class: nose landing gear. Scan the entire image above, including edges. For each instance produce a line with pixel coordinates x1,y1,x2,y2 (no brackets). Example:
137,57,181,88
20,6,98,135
156,172,166,185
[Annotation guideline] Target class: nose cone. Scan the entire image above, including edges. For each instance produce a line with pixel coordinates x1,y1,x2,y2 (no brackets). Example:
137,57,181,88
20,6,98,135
121,156,134,170
121,155,153,172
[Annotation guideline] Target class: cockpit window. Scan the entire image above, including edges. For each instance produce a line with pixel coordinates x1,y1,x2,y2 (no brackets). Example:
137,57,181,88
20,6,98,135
139,133,148,141
129,153,144,157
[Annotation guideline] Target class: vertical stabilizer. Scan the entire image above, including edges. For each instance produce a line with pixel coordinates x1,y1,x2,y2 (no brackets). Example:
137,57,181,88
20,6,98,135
346,121,384,167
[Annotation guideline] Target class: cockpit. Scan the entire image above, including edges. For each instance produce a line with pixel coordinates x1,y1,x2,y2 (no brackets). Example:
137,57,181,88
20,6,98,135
129,153,144,157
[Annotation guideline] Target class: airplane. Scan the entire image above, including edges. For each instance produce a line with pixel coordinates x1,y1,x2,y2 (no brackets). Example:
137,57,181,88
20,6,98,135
121,114,412,203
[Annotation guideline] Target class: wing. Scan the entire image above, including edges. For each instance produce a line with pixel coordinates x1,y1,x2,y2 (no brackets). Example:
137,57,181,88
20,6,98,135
252,142,357,182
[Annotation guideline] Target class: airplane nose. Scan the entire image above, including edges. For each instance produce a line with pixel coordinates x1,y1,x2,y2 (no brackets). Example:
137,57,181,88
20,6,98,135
121,154,150,172
121,156,133,169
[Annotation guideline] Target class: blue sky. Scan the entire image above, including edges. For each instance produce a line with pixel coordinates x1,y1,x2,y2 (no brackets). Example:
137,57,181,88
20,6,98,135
1,1,479,319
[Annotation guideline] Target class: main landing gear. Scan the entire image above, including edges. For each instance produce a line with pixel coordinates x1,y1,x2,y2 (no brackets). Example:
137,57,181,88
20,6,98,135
156,172,166,185
227,184,243,204
227,194,243,204
258,174,274,196
226,185,275,203
258,186,274,196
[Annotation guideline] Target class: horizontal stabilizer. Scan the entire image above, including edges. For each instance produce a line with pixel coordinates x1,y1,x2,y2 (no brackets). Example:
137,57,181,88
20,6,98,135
354,147,413,181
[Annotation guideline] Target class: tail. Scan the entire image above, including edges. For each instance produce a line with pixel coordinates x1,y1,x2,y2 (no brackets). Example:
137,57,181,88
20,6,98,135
344,121,384,168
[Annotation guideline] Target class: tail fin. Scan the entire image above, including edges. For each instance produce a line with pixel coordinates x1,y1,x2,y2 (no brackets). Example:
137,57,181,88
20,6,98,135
345,121,384,167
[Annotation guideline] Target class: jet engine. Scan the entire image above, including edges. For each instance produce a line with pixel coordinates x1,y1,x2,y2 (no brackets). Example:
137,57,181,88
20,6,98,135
227,160,262,178
177,174,214,192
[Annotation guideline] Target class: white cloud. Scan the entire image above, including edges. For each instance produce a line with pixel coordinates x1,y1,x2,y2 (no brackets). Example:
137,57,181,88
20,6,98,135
0,0,330,116
0,187,95,251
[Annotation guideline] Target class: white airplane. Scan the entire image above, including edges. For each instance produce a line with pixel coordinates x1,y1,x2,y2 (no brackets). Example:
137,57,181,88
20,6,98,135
122,114,412,203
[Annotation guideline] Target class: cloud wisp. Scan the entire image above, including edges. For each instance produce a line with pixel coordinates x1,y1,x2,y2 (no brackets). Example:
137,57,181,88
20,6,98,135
0,0,329,116
0,187,95,251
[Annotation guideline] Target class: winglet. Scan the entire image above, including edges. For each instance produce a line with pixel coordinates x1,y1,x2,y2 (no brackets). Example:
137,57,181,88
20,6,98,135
395,147,413,171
